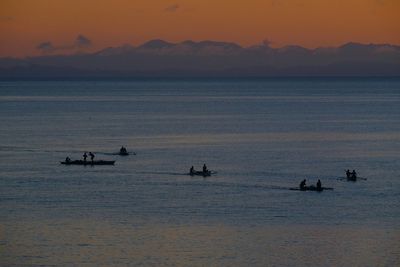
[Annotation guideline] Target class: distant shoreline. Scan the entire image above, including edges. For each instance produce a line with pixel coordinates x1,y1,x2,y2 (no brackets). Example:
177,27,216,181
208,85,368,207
1,76,400,82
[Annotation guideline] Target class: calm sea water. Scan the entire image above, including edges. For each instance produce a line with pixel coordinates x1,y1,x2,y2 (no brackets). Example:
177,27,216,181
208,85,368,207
1,78,399,266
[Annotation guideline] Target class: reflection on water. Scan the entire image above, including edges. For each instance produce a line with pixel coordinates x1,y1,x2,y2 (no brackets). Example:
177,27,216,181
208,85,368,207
1,78,399,266
2,220,399,266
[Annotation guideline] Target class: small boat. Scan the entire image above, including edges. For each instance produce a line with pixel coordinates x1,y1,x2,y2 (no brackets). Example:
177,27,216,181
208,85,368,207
347,176,357,181
60,160,115,165
189,170,212,177
344,170,366,181
115,146,131,156
290,186,333,192
113,150,137,156
111,151,135,156
118,151,129,156
338,176,367,181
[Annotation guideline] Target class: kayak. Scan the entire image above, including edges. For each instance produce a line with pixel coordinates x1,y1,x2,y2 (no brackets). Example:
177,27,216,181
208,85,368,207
60,160,115,165
347,176,357,181
338,176,367,181
290,186,333,192
112,151,136,156
189,170,212,177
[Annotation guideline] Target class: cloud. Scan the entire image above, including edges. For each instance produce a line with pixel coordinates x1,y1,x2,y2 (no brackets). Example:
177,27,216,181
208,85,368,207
374,0,386,5
36,35,92,53
36,41,55,52
164,4,180,12
0,16,14,22
269,0,305,8
373,0,395,6
75,34,92,47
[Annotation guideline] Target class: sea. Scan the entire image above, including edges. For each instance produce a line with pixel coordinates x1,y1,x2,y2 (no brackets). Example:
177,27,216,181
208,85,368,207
0,78,399,266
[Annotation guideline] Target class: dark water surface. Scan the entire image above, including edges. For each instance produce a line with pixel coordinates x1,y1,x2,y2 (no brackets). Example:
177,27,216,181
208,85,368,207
1,79,399,266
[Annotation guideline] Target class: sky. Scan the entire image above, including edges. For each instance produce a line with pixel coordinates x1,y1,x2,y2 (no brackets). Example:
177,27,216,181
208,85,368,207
0,0,399,57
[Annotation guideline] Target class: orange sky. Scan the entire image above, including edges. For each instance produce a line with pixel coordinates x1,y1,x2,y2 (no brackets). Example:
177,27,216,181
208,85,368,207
1,0,399,57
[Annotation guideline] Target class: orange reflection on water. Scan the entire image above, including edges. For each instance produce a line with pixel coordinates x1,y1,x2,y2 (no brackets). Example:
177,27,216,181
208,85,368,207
2,219,399,266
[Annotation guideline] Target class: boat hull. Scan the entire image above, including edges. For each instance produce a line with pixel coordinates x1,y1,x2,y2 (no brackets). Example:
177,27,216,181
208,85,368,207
60,160,115,165
290,186,333,192
338,176,367,181
189,170,211,177
112,151,135,156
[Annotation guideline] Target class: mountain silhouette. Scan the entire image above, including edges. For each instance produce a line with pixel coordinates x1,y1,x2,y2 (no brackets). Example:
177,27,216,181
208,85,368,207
1,40,399,78
138,39,175,49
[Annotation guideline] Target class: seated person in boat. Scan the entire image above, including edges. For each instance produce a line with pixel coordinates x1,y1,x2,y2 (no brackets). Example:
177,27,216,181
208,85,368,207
83,152,88,162
317,179,322,190
299,179,306,190
203,164,208,173
346,169,351,179
120,146,127,153
351,170,357,179
65,157,71,163
190,166,194,175
89,152,95,162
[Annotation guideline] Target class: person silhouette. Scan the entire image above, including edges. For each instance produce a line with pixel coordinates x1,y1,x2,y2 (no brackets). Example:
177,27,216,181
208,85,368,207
300,179,306,190
203,164,208,173
317,179,322,190
89,152,95,162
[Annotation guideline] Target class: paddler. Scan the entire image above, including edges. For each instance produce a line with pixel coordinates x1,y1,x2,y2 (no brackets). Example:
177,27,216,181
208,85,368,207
203,164,208,173
351,170,357,179
300,179,306,190
89,152,95,162
190,166,194,175
316,179,322,190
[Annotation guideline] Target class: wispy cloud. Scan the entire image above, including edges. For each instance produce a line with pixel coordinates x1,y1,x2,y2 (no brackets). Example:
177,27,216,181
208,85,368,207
75,34,92,47
164,4,180,12
373,0,395,6
270,0,283,7
269,0,305,8
36,41,55,52
0,16,14,22
36,35,92,53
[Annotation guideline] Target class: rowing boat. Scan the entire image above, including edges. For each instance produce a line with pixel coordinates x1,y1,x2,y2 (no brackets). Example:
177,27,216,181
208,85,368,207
338,176,367,181
290,186,333,192
189,170,212,177
60,160,115,165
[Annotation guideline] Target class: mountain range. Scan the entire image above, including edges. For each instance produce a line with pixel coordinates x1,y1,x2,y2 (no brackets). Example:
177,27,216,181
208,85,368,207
1,40,399,78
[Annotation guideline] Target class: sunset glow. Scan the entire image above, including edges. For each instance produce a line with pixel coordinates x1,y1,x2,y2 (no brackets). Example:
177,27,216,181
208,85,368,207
1,0,400,57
